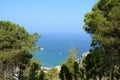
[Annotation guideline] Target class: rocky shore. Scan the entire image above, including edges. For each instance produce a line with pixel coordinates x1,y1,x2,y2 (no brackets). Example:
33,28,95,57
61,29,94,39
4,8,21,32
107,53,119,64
41,51,90,73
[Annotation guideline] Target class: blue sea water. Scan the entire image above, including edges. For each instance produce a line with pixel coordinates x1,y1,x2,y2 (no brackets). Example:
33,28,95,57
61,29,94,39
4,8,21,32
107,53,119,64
34,32,91,67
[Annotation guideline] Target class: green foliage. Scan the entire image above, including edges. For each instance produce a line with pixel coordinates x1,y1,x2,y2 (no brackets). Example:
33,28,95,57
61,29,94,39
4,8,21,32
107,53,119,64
65,48,78,74
23,58,41,80
59,64,71,80
45,68,59,80
38,70,45,80
59,48,80,80
74,62,79,80
0,21,40,80
83,0,120,79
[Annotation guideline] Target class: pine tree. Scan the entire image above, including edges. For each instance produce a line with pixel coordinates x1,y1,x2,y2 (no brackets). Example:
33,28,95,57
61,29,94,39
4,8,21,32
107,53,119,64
0,21,40,80
83,0,120,79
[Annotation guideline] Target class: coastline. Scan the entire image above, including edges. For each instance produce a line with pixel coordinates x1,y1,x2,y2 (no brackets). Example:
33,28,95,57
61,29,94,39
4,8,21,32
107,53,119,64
41,51,90,72
41,65,61,73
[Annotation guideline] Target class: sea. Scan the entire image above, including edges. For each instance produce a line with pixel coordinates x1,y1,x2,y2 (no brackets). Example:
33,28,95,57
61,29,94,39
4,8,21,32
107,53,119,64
34,32,91,67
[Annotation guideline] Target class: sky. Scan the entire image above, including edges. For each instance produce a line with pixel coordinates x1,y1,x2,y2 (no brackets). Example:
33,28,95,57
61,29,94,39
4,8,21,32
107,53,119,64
0,0,97,33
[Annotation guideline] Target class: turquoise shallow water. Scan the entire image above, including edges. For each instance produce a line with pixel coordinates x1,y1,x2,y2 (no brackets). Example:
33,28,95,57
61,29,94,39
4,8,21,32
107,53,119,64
34,32,91,67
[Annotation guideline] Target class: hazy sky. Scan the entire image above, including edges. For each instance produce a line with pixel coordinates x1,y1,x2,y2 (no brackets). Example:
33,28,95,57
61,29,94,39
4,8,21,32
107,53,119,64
0,0,97,33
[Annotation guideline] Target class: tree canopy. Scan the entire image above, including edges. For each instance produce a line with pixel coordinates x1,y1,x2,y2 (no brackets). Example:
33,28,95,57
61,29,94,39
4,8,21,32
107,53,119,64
83,0,120,79
59,48,80,80
0,21,40,80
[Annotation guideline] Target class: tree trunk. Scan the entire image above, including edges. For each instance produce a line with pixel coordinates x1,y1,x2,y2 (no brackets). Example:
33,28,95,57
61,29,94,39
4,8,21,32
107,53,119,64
99,70,103,80
2,63,7,80
63,73,66,80
18,66,22,80
118,54,120,79
111,65,114,80
99,74,102,80
3,69,7,80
